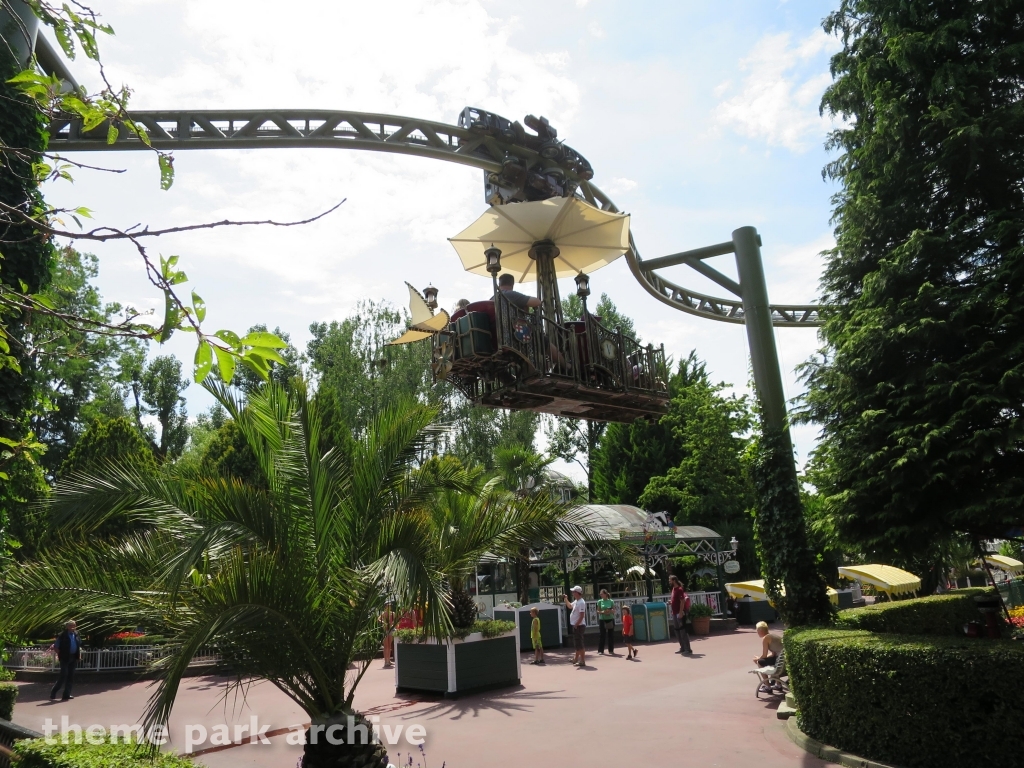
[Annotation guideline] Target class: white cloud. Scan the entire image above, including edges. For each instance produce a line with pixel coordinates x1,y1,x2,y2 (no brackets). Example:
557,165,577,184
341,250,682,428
713,29,838,152
603,177,637,195
588,21,605,39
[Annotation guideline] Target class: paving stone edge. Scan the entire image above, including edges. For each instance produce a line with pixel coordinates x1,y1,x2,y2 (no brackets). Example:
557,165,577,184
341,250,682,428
785,714,904,768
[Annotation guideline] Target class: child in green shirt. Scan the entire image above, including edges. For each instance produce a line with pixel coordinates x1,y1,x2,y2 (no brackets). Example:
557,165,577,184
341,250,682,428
530,606,545,664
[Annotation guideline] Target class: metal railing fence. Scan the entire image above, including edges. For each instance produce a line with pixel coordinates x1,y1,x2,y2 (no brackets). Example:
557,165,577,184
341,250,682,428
3,645,219,673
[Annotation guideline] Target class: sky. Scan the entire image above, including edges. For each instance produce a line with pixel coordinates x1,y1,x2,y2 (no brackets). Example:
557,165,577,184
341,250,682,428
41,0,843,480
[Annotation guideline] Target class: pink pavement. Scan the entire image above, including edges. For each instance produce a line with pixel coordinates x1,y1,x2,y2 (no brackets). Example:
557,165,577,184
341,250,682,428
11,624,838,768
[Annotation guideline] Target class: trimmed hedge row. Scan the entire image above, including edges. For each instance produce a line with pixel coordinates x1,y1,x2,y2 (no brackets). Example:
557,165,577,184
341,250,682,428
0,681,17,720
786,627,1024,768
835,587,991,635
14,740,194,768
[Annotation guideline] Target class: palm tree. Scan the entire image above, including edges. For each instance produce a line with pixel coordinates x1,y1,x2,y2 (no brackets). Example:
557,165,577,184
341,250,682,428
3,384,448,767
418,455,592,628
1,383,591,767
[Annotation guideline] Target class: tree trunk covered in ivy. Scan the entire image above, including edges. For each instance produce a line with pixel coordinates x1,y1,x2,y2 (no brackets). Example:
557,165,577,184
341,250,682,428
751,426,833,626
800,1,1024,568
0,47,55,544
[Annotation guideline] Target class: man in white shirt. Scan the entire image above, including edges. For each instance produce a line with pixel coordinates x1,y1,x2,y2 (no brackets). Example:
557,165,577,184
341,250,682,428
563,586,588,667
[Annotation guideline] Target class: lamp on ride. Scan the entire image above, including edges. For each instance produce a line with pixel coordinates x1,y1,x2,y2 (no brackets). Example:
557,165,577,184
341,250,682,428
423,285,439,310
574,271,591,313
485,245,502,293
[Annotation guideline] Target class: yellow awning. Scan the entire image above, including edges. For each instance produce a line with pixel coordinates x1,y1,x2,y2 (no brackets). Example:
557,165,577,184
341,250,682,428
725,579,839,605
837,564,921,597
978,555,1023,576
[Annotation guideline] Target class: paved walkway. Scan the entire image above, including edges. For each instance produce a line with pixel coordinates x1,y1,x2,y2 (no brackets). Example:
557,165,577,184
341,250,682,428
12,624,837,767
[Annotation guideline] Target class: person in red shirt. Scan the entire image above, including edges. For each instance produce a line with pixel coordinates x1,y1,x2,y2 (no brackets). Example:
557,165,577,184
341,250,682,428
621,605,637,660
669,575,693,654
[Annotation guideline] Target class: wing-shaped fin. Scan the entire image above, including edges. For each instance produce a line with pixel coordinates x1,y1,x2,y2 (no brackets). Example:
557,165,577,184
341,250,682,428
412,308,450,333
407,282,433,326
387,328,432,346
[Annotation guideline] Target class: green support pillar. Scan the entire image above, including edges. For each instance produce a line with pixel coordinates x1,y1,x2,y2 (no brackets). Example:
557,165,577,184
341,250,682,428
732,226,789,435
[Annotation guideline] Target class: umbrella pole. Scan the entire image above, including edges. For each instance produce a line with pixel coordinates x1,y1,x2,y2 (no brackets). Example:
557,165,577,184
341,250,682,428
530,240,564,327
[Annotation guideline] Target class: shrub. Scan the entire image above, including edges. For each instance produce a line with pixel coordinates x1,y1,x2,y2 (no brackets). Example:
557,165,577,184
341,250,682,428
834,588,991,636
0,681,17,720
14,738,194,768
395,619,516,643
786,627,1024,768
688,602,713,618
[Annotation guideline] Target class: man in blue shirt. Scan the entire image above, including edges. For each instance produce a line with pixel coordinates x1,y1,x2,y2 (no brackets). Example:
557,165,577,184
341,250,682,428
50,620,81,701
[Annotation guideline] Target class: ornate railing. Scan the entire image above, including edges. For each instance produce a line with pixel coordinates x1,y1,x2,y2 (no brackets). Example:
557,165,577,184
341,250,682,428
489,292,667,396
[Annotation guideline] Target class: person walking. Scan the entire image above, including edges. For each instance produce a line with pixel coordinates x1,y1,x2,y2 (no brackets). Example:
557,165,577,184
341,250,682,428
621,604,637,660
529,606,545,665
596,589,615,655
50,620,81,701
669,575,693,655
563,586,587,667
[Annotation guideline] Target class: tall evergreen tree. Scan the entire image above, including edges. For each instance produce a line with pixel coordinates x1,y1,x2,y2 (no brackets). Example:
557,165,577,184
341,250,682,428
801,1,1024,562
590,352,705,505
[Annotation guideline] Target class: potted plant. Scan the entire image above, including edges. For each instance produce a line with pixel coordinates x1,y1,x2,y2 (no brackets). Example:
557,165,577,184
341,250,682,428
689,602,713,635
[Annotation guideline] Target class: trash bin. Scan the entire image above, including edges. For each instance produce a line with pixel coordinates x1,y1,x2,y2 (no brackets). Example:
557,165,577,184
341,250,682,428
494,603,562,651
630,603,650,642
646,602,669,642
736,599,777,626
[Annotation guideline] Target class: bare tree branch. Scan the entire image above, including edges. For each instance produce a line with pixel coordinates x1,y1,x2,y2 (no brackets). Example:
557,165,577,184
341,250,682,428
0,198,347,242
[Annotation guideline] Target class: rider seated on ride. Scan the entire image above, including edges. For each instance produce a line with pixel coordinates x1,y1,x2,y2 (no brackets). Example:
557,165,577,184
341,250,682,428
493,273,541,310
491,274,566,369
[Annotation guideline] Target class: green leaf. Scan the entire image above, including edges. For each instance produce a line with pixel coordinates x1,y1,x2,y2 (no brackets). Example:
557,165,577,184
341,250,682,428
193,341,213,383
214,330,241,347
213,345,236,384
31,294,56,310
191,291,206,323
106,123,119,144
240,332,288,349
239,354,270,380
0,472,8,481
159,153,175,190
158,292,176,343
247,346,287,366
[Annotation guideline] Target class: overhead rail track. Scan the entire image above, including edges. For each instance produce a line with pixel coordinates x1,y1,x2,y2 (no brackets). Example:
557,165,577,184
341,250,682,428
46,109,823,329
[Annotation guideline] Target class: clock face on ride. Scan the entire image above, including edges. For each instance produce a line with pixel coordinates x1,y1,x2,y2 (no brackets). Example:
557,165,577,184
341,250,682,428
601,339,617,360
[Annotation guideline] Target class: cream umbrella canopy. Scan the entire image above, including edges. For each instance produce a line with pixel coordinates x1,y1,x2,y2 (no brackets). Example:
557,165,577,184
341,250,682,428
448,197,630,324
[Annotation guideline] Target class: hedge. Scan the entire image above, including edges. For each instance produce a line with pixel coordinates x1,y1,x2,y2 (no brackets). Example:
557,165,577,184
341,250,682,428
834,587,991,635
14,739,194,768
0,681,17,720
786,627,1024,768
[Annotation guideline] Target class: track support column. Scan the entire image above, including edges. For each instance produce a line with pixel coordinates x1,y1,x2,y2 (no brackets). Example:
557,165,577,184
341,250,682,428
733,226,789,435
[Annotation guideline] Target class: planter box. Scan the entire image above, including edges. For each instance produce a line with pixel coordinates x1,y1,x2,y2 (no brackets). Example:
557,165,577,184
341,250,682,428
691,616,711,635
395,631,520,696
493,603,562,651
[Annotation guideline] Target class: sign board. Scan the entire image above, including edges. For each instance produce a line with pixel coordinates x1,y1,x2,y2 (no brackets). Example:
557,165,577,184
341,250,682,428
724,560,741,575
619,531,677,546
